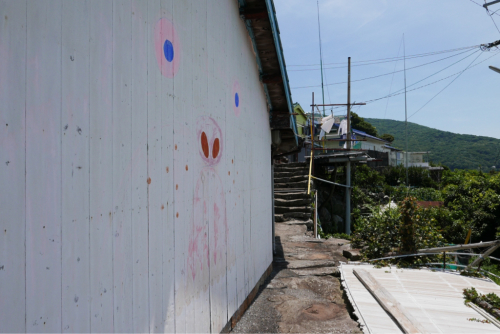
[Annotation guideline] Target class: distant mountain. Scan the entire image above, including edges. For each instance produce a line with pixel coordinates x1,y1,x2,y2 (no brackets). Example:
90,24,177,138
365,118,500,170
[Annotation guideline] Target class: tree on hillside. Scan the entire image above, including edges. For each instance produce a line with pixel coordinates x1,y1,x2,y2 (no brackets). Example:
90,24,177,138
381,134,395,143
351,112,378,137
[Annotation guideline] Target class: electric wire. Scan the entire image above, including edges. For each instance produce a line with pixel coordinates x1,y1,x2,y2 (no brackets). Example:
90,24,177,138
361,49,499,104
291,48,481,89
407,51,483,119
304,49,496,110
470,0,500,36
469,0,500,16
384,36,404,119
288,47,476,72
402,50,492,163
376,49,482,100
287,45,479,67
486,7,500,35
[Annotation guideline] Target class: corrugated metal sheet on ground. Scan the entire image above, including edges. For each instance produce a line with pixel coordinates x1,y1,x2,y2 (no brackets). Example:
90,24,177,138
340,263,500,334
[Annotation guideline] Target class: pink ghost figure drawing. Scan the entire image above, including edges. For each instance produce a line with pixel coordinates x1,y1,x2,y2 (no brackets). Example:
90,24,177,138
187,116,227,281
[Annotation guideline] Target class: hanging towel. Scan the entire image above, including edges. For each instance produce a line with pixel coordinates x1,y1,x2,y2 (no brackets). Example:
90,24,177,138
321,114,335,134
319,129,326,140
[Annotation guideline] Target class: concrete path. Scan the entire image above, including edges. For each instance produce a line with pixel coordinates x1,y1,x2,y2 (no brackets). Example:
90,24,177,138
231,221,362,333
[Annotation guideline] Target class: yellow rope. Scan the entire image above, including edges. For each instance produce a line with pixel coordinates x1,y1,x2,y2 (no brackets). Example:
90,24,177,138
307,149,313,195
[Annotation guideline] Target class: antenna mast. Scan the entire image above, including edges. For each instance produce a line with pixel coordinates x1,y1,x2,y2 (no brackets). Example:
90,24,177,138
404,34,409,190
317,0,325,117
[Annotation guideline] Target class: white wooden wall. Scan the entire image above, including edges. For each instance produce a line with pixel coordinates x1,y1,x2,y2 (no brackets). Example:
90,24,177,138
0,1,273,332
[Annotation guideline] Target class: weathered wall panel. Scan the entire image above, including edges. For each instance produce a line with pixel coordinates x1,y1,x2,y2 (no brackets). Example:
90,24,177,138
112,1,134,331
89,1,114,331
0,0,273,332
25,1,63,332
61,1,91,331
0,1,26,332
159,2,176,332
130,1,150,332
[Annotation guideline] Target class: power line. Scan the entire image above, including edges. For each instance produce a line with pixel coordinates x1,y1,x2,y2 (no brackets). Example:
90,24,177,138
287,45,479,67
384,36,404,119
292,48,483,89
408,52,483,119
377,50,482,98
469,0,500,16
486,7,500,35
288,47,476,73
362,50,499,104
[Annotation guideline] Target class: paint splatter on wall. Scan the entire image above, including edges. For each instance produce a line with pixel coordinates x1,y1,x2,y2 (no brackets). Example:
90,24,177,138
232,81,241,116
188,116,227,282
154,17,180,78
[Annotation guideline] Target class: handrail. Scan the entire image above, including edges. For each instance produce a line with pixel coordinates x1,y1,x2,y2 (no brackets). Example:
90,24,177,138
419,240,500,253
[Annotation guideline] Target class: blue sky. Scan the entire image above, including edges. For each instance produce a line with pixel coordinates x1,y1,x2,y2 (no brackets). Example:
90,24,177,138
274,0,500,139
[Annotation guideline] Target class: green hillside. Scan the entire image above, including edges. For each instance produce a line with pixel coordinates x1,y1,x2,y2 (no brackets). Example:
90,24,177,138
365,118,500,170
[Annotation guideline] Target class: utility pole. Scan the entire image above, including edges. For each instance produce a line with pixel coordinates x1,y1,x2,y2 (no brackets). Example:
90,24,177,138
309,59,365,235
345,57,352,235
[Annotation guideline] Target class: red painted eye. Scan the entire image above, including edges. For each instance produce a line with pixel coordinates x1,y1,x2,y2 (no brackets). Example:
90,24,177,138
212,138,220,159
201,132,209,158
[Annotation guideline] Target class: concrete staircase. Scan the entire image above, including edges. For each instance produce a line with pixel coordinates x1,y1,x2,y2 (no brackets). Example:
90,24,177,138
274,162,313,222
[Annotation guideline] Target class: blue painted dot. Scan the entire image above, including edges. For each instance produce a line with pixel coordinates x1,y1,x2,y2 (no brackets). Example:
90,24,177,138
235,93,239,107
163,40,174,62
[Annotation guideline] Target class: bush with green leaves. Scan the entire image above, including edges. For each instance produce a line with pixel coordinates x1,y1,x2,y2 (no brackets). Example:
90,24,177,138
385,186,443,202
347,159,500,247
442,170,500,243
351,205,401,259
352,197,444,260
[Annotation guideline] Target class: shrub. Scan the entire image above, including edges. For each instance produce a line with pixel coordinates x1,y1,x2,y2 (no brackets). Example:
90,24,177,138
352,197,444,260
351,205,400,259
385,186,443,202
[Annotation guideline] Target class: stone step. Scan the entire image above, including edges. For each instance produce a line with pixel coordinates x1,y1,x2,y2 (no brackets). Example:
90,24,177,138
274,214,310,222
274,170,309,178
274,198,312,207
342,249,361,261
275,162,307,168
274,175,309,184
283,212,311,219
274,180,309,189
274,192,310,200
275,206,313,214
274,166,309,172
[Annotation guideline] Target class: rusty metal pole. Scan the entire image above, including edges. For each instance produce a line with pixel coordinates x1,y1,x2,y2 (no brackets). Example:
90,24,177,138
345,57,351,235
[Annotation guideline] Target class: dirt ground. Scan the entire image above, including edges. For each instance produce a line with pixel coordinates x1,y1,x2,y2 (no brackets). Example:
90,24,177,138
231,221,362,333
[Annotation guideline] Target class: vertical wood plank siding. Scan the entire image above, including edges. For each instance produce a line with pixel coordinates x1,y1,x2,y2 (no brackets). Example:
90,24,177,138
0,0,273,332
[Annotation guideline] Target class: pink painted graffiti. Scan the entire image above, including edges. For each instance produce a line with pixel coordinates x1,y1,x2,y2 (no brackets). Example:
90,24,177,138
188,117,227,281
